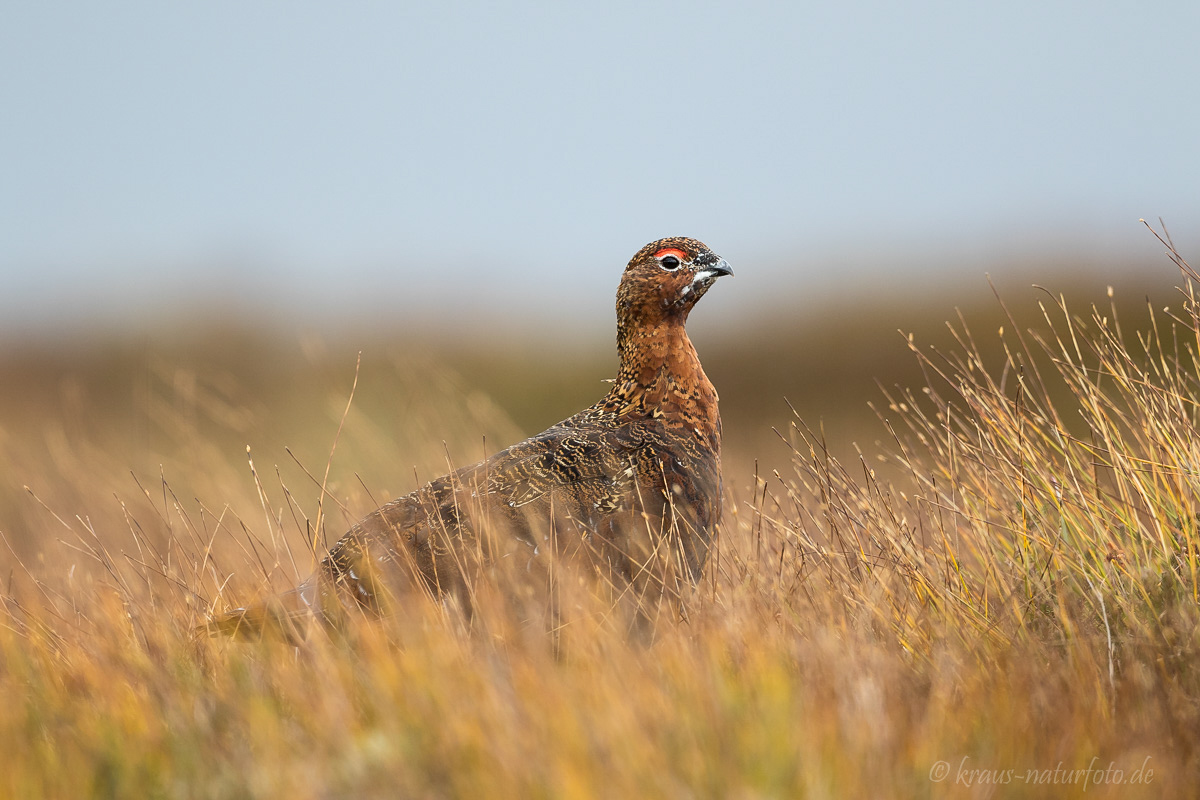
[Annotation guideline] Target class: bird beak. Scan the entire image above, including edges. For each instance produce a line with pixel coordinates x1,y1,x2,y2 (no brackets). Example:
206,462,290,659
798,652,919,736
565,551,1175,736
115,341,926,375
693,259,734,282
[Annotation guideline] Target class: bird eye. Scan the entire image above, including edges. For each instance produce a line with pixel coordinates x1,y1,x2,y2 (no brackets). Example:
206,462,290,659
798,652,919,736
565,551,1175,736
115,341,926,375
653,247,688,271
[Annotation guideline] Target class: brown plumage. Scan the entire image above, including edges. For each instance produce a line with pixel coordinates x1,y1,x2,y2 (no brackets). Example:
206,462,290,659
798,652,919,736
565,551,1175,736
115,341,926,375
206,237,732,638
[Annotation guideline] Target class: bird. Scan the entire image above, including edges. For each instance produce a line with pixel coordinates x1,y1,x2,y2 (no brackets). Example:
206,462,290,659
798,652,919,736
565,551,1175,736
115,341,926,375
205,236,733,638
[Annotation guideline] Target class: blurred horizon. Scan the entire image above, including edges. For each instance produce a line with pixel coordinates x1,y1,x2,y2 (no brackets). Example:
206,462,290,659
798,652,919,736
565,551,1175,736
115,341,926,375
3,2,1198,341
0,225,1185,345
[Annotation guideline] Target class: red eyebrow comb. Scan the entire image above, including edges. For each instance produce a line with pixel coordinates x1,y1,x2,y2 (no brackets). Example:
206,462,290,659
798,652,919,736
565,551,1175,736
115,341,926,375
653,247,687,261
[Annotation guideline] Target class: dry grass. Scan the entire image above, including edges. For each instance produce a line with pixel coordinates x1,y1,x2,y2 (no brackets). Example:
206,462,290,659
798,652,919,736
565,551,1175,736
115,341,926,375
2,229,1199,798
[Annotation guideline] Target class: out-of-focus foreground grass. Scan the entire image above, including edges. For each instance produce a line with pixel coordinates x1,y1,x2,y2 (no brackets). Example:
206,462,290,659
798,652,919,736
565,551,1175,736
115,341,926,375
1,240,1198,798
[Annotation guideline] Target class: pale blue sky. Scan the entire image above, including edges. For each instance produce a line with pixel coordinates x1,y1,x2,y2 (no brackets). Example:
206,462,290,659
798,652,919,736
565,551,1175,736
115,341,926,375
2,2,1197,334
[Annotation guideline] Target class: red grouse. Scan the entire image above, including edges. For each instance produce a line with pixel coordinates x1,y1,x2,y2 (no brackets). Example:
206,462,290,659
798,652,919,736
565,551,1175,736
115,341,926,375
208,237,732,636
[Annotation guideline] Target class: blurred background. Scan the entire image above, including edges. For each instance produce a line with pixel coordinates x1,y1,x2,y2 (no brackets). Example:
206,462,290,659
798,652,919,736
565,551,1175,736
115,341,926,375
2,2,1198,559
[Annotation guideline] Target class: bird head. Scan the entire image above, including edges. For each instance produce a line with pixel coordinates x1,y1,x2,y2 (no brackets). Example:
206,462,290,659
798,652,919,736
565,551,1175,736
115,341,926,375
617,237,733,327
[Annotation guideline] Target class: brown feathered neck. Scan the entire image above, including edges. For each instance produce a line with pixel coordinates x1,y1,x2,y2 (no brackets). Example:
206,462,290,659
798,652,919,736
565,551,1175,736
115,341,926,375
605,301,721,446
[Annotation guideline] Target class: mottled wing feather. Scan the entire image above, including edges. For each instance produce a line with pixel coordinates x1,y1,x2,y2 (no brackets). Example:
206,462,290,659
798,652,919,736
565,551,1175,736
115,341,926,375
315,412,655,608
477,422,642,512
